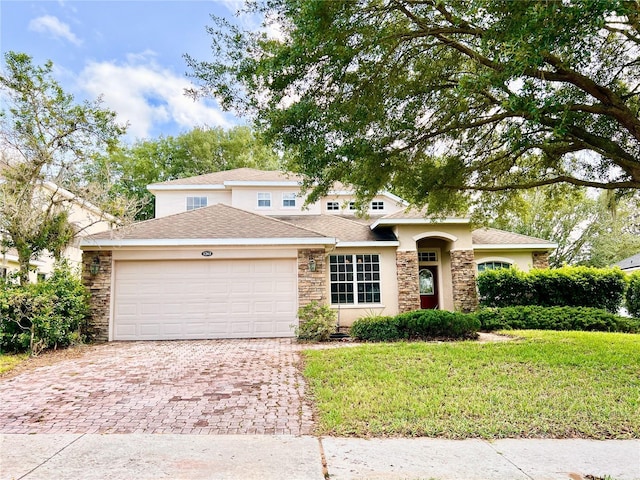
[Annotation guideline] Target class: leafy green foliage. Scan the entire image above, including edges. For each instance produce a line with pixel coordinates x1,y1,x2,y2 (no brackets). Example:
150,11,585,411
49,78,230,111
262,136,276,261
475,306,639,333
0,262,89,354
349,316,400,342
295,301,336,342
477,266,627,312
627,272,640,318
350,310,480,342
93,126,282,220
188,1,640,213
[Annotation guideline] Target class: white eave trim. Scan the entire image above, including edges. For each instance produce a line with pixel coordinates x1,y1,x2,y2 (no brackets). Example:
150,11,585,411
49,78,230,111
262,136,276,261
370,217,471,229
336,241,400,248
147,184,227,191
81,237,337,248
473,243,557,250
224,180,301,187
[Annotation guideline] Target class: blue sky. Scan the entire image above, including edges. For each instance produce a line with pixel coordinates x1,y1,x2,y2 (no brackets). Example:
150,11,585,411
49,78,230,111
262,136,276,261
1,1,250,142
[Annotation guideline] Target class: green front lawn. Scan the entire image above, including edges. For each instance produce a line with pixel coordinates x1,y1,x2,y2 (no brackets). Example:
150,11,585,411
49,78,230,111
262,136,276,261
303,331,640,439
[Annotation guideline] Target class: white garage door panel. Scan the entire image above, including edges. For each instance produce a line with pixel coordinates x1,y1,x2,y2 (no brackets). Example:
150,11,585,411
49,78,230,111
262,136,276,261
114,259,297,340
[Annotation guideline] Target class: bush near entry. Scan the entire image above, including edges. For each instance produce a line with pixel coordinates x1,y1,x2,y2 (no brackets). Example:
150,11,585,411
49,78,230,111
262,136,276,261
0,262,89,354
350,310,480,342
477,266,627,313
475,306,639,333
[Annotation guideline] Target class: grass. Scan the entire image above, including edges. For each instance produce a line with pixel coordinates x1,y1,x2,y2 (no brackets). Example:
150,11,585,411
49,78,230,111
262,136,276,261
302,330,640,439
0,353,28,375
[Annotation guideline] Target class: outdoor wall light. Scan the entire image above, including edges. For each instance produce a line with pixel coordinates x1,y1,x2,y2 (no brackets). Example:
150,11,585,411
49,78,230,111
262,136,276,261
308,258,317,272
90,256,101,275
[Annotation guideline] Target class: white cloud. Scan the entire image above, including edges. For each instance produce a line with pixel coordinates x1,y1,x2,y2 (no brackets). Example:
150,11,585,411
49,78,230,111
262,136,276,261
76,55,233,140
28,15,82,46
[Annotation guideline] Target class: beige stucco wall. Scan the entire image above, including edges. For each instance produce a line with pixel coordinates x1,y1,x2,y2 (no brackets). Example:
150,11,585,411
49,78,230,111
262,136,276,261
230,186,322,215
394,223,473,251
154,190,233,218
320,193,405,216
474,250,538,271
324,246,399,326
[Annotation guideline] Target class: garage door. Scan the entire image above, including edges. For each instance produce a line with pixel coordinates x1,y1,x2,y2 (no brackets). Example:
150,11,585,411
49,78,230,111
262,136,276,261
113,259,297,340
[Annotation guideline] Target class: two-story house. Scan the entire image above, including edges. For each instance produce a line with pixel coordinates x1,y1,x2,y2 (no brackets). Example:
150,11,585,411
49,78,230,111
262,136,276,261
81,168,556,341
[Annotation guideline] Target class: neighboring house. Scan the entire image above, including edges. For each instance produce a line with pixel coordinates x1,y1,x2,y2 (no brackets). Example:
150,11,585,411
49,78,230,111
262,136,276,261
80,168,556,341
614,253,640,273
1,180,115,282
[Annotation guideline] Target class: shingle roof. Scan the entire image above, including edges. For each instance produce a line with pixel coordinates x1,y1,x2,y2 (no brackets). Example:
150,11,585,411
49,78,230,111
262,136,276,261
150,168,302,186
614,252,640,270
273,215,396,243
87,204,327,240
471,227,555,246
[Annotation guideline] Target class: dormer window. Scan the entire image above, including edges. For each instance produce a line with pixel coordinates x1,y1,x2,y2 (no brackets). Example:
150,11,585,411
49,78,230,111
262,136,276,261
282,192,296,208
257,192,272,208
186,196,207,211
327,201,339,211
371,201,384,211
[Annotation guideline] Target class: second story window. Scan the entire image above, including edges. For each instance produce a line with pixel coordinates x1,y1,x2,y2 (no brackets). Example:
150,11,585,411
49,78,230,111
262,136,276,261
257,192,272,208
371,201,385,211
282,192,296,208
186,196,207,211
349,202,357,211
327,201,339,211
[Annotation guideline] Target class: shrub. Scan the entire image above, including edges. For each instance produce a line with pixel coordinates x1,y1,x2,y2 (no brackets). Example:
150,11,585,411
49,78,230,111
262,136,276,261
627,272,640,318
349,316,399,342
477,266,627,313
0,262,89,354
476,306,639,333
350,310,480,342
295,301,336,341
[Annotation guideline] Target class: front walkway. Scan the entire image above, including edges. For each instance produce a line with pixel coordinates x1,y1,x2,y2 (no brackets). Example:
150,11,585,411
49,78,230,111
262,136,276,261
0,339,314,435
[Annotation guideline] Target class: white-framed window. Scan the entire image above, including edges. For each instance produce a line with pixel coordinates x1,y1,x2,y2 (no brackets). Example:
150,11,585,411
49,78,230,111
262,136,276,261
326,201,339,211
477,261,512,272
371,201,385,211
330,254,381,305
257,192,272,208
349,201,357,211
186,196,207,211
282,192,296,208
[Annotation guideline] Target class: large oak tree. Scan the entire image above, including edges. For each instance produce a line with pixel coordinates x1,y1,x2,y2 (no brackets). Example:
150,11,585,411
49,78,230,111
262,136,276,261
187,0,640,212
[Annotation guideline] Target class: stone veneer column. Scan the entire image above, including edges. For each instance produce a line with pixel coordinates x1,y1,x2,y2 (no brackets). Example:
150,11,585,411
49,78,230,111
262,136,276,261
396,251,420,313
450,249,478,313
532,251,550,269
298,249,327,308
81,250,112,342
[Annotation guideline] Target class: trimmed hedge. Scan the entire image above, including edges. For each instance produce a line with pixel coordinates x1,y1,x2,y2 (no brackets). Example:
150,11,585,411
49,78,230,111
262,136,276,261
627,272,640,318
477,266,627,313
350,310,480,342
475,306,639,333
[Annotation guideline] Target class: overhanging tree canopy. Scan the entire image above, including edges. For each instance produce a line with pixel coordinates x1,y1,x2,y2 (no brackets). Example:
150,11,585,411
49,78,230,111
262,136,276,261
187,0,640,212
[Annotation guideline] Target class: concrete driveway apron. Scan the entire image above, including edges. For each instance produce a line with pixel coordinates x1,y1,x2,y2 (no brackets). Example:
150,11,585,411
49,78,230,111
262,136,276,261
0,339,314,435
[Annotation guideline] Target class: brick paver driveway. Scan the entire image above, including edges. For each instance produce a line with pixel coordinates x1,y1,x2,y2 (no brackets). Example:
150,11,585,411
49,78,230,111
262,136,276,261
0,339,315,435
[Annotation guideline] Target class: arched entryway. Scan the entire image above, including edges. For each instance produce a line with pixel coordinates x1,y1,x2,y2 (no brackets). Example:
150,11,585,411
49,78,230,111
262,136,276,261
415,233,455,311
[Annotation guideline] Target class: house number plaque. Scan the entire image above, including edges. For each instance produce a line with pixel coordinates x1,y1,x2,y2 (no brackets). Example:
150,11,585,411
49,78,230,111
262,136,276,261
201,251,213,257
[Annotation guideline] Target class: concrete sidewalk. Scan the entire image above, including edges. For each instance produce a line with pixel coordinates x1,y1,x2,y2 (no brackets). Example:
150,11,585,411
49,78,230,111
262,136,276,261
1,435,638,480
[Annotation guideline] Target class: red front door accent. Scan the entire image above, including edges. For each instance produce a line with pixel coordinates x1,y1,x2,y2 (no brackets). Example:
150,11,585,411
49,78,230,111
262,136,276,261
419,266,439,309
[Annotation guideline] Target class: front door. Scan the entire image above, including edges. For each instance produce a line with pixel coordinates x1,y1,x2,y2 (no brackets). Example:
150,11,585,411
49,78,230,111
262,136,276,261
419,267,438,309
